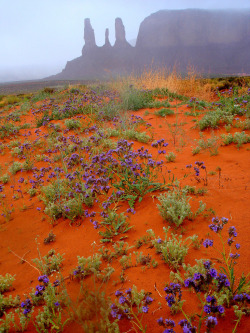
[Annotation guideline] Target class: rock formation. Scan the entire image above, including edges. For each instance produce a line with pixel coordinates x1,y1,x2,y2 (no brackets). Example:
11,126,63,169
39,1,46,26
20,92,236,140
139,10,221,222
82,18,96,53
114,18,132,48
104,28,111,47
49,9,250,80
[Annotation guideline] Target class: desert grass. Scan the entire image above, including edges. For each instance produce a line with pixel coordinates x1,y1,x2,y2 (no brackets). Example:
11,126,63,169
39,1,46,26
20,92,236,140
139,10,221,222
111,66,214,101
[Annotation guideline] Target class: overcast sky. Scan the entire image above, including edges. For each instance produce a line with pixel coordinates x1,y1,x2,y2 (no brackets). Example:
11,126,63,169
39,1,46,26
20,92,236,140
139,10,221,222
0,0,249,82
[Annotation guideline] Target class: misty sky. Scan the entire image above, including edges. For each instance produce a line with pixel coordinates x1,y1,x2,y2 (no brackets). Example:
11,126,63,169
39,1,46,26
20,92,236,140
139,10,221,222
0,0,249,82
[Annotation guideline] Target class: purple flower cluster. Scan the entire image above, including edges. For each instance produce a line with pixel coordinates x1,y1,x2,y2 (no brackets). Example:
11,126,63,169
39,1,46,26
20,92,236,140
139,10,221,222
38,275,49,285
204,295,224,315
216,273,230,292
164,283,182,308
73,266,85,279
110,288,153,320
35,284,45,297
157,318,196,333
206,316,218,329
157,317,175,333
227,227,240,255
184,260,230,293
209,216,228,233
21,298,32,316
34,275,51,298
234,293,250,303
179,319,197,333
151,138,168,148
203,239,213,248
193,161,206,177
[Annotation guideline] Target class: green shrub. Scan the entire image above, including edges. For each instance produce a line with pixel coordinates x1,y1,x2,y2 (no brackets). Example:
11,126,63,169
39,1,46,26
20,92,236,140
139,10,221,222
32,249,64,275
0,294,20,318
148,100,171,109
0,174,10,184
121,87,153,110
160,232,189,269
123,129,151,143
198,110,223,130
157,189,192,227
97,101,121,120
8,161,23,175
64,119,81,130
0,123,20,138
165,152,176,163
99,209,133,243
233,131,250,148
0,274,15,294
73,254,102,279
147,227,196,270
195,132,220,156
155,108,175,117
192,146,201,155
221,133,234,145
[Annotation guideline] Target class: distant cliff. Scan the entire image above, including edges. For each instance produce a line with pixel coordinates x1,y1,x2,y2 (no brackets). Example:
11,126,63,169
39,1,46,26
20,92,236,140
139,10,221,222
49,9,250,79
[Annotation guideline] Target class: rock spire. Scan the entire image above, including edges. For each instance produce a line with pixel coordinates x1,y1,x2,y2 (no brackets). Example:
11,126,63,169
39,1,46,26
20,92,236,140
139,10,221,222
82,18,96,53
104,28,111,47
114,17,131,47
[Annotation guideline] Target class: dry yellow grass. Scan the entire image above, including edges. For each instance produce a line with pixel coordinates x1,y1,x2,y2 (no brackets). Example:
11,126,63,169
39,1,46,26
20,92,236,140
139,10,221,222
111,66,214,101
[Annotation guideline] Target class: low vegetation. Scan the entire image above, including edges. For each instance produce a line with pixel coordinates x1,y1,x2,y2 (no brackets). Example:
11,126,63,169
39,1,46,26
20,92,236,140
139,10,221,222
0,72,249,332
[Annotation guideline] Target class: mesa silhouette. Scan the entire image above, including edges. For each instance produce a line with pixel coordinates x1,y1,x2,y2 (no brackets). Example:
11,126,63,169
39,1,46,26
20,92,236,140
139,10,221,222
49,9,250,79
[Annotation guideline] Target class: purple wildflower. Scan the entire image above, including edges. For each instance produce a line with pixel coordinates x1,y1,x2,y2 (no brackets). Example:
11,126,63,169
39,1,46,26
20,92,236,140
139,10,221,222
203,239,213,248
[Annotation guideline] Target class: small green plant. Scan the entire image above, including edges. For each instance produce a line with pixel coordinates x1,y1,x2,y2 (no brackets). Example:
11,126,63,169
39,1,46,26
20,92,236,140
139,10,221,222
121,86,153,111
154,227,192,270
221,131,250,148
224,124,232,132
134,234,153,249
72,254,102,280
134,252,152,267
0,312,14,332
194,132,220,156
111,285,154,333
0,194,15,222
0,274,15,293
155,108,175,117
97,101,121,121
148,99,171,109
157,188,192,227
167,120,185,147
99,241,133,262
192,146,201,155
8,161,23,175
64,118,81,130
27,188,37,197
32,249,64,275
198,109,223,130
99,209,133,243
69,282,120,332
233,131,250,148
31,275,70,332
22,158,34,171
165,152,176,163
0,174,9,184
119,254,133,270
123,129,151,143
0,294,20,317
221,133,234,145
157,188,206,228
183,185,207,196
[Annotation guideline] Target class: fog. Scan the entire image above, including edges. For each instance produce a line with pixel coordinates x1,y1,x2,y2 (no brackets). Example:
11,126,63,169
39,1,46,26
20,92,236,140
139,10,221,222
0,0,249,82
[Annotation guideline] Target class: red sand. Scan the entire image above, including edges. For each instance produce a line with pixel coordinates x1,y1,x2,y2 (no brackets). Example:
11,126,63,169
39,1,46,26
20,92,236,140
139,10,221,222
0,93,249,332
